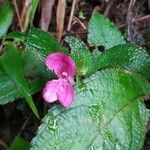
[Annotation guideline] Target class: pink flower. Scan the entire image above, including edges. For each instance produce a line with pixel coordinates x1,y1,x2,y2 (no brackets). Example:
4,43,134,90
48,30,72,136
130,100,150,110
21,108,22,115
45,53,76,79
43,53,76,107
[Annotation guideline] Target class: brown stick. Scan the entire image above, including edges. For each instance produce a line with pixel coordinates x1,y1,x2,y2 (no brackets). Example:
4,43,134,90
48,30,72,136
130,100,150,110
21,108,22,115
126,0,136,42
118,14,150,28
18,115,32,137
104,0,115,17
40,0,56,31
12,0,23,31
73,16,86,30
56,0,66,42
67,0,79,31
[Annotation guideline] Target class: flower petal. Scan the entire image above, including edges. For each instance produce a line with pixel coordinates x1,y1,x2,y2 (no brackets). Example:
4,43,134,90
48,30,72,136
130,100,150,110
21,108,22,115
57,80,74,107
45,53,76,78
43,79,74,107
43,79,62,103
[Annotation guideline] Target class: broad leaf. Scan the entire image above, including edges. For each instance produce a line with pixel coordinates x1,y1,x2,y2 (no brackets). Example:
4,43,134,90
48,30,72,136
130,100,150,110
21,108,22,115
9,136,30,150
0,0,14,38
0,28,64,105
65,36,93,76
88,11,125,49
0,42,39,118
31,69,150,149
96,44,150,78
26,28,62,61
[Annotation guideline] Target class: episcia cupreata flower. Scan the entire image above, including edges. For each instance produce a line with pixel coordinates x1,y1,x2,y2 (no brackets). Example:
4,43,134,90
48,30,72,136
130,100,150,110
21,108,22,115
43,53,76,107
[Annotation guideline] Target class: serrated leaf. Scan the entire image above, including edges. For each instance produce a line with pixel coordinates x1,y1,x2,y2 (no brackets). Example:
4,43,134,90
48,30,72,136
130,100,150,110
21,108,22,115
0,42,39,118
91,48,102,73
31,69,150,150
65,36,93,76
0,0,14,38
88,11,125,49
96,44,150,78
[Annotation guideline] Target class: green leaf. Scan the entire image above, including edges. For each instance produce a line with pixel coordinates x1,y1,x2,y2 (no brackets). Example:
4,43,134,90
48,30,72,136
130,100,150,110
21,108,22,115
0,74,22,104
23,28,62,79
91,48,102,73
65,36,93,76
31,69,150,149
0,0,14,38
0,28,64,105
22,0,39,32
9,136,30,150
26,28,62,60
88,11,125,49
96,44,150,78
0,42,39,118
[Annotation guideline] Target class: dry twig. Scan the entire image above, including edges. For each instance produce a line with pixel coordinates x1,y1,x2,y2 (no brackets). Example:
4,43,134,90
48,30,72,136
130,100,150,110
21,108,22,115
104,0,115,16
13,0,23,31
118,14,150,28
67,0,79,31
126,0,136,42
56,0,66,42
40,0,56,31
73,16,86,30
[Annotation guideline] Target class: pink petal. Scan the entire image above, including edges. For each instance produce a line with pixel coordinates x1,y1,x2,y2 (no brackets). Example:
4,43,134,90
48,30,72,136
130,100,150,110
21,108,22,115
43,79,74,107
45,53,76,78
57,80,74,107
43,79,61,103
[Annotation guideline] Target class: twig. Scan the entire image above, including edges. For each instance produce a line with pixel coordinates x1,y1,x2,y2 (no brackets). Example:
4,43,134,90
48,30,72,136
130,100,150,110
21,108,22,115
40,0,56,31
118,14,150,28
17,115,32,137
104,0,115,16
12,0,23,31
73,16,86,30
0,139,8,149
67,0,79,31
126,0,136,42
132,14,150,22
56,0,66,42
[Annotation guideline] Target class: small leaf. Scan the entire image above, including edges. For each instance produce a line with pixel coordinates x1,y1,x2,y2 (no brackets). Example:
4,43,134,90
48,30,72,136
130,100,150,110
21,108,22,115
96,44,150,78
9,136,30,150
31,69,150,149
88,11,125,49
0,42,39,118
65,36,93,76
0,0,14,38
21,0,39,32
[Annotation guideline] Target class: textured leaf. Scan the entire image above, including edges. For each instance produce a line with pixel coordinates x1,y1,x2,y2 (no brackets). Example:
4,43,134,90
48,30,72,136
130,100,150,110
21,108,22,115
88,11,125,49
9,136,30,150
0,74,22,104
91,48,102,73
0,42,39,118
96,44,150,78
26,28,62,61
0,0,14,38
65,36,93,76
0,28,65,105
31,69,150,150
0,73,43,105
